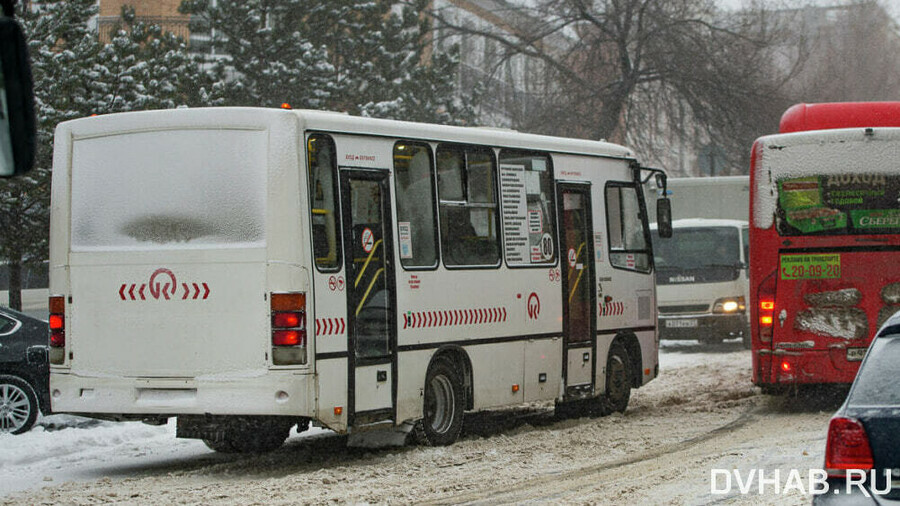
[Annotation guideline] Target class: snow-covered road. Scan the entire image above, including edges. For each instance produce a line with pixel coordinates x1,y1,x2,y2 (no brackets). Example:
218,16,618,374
0,341,840,504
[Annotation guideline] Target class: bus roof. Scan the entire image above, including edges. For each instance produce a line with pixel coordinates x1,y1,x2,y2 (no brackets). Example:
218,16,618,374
780,102,900,133
294,109,635,159
651,218,747,230
59,107,636,162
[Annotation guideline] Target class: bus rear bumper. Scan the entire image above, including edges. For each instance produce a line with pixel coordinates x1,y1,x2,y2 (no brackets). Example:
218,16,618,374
49,370,315,419
753,348,862,386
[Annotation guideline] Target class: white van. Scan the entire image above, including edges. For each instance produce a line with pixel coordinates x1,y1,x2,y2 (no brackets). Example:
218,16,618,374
650,219,750,346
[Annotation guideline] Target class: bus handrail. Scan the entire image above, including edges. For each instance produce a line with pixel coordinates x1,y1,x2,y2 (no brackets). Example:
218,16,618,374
355,238,383,289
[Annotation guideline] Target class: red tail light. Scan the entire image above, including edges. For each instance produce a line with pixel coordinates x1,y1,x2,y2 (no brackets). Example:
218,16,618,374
825,417,874,477
271,292,306,365
49,296,65,348
273,330,303,346
757,272,776,343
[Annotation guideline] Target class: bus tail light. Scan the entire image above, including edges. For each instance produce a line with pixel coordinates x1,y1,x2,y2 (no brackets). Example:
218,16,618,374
49,295,66,364
758,272,776,343
825,417,874,478
271,292,306,365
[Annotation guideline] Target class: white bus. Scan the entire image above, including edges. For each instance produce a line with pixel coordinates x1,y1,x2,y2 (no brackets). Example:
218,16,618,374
48,108,670,451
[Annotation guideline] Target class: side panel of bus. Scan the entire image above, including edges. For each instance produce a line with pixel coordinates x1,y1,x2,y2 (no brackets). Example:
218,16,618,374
552,155,657,393
307,134,658,432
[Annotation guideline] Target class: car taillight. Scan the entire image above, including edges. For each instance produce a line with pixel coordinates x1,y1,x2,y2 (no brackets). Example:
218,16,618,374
271,292,306,365
49,295,66,364
758,272,776,343
825,417,874,478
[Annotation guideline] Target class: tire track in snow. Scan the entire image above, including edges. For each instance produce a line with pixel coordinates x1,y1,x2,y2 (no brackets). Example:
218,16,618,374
424,404,762,505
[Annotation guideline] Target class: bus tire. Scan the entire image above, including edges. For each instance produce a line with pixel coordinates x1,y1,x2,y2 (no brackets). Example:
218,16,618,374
414,357,465,446
0,375,38,435
602,341,631,414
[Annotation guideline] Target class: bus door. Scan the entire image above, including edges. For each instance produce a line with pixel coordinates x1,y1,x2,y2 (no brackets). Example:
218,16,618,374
340,169,397,430
557,183,597,399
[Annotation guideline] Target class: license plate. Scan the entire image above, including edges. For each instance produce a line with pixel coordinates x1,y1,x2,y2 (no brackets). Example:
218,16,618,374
846,347,867,361
666,319,698,328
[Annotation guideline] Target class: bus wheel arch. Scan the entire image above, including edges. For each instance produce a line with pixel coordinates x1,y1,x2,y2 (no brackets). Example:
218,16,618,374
602,334,639,414
617,332,643,389
413,348,470,446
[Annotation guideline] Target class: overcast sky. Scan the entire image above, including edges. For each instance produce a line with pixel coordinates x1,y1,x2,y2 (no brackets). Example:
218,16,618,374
720,0,900,17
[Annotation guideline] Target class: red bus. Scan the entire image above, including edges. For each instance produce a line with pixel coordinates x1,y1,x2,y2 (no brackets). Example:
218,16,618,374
750,102,900,392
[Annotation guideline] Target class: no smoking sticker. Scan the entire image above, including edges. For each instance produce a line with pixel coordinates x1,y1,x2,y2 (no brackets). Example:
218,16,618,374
361,227,375,253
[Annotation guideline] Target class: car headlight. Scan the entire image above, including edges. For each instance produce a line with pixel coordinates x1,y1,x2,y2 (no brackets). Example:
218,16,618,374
713,296,745,314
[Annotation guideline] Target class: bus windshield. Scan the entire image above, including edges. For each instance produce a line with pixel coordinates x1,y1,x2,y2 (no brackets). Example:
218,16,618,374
776,174,900,236
651,226,740,284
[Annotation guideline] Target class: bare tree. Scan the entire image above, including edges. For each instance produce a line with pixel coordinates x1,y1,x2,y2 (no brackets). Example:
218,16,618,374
784,0,900,103
428,0,800,171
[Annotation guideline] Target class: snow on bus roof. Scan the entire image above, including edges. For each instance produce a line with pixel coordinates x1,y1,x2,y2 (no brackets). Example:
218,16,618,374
59,107,636,161
753,127,900,229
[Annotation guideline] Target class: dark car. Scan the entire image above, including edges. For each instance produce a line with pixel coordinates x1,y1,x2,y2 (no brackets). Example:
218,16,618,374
0,306,50,434
814,311,900,504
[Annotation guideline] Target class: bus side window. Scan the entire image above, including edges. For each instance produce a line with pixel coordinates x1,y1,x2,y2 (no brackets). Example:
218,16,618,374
393,142,438,268
605,184,651,273
498,150,556,266
436,145,501,267
307,134,341,271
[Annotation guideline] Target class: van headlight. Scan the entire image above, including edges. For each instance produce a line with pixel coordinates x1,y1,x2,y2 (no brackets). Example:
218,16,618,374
713,296,745,314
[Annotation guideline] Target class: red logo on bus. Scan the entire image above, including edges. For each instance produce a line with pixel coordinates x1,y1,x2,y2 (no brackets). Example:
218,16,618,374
527,292,541,319
119,268,210,301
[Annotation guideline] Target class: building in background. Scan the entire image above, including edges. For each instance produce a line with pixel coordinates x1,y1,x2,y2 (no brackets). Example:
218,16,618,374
97,0,189,42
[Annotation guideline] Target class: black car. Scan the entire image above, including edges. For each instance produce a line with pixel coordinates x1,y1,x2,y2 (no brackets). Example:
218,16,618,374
0,306,50,434
815,311,900,504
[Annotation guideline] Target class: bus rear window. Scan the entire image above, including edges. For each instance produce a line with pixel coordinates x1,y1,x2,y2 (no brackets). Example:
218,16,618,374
776,174,900,236
70,129,267,251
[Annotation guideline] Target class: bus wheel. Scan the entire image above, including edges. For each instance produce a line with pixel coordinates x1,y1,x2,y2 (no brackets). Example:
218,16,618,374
414,357,465,446
602,341,631,414
202,418,292,453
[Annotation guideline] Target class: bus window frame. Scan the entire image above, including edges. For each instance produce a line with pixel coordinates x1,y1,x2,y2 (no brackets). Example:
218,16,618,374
435,142,503,270
498,149,559,270
392,140,440,271
306,132,343,274
604,181,653,274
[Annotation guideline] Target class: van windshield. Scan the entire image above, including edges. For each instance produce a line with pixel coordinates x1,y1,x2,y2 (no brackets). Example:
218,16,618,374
651,226,740,284
70,128,267,251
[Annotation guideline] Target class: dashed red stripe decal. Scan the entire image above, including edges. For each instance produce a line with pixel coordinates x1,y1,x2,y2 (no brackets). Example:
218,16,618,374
600,302,625,317
402,307,508,330
314,318,346,336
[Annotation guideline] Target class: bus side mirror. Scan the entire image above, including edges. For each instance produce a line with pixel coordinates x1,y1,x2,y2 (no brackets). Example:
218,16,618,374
654,173,666,191
657,198,672,238
0,15,36,177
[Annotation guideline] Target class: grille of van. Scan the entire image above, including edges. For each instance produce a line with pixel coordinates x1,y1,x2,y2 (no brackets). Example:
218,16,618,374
658,304,709,315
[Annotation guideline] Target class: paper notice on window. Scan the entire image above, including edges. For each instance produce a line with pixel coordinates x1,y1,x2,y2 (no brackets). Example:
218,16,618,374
500,164,529,264
398,222,413,259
